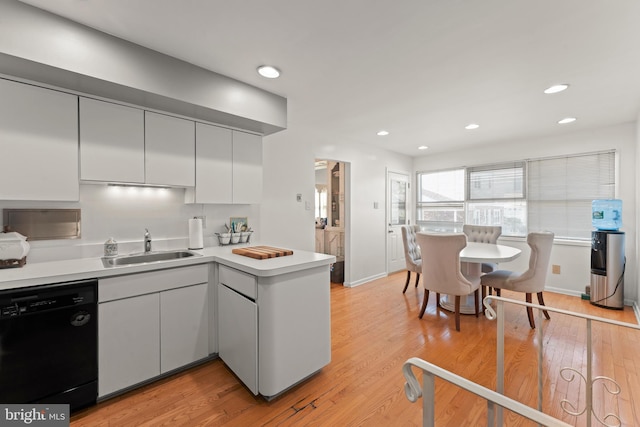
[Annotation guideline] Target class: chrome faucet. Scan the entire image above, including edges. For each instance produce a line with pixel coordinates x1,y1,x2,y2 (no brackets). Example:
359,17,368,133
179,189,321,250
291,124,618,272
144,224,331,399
144,229,152,253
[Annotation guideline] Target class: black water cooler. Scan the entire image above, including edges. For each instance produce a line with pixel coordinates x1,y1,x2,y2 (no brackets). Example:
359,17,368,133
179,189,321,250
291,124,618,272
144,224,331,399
590,231,625,309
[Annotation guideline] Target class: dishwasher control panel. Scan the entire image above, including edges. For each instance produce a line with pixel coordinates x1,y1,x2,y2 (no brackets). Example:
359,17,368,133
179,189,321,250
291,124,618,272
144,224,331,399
0,280,96,318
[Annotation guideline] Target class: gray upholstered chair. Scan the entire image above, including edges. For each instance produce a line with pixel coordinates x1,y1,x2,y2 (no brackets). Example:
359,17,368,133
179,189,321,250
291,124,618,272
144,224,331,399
480,231,555,329
401,225,422,293
416,232,481,332
462,224,502,274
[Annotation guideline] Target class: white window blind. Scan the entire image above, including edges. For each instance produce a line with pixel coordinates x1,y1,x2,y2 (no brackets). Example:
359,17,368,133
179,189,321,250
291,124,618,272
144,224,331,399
527,151,615,240
468,162,525,200
466,162,527,236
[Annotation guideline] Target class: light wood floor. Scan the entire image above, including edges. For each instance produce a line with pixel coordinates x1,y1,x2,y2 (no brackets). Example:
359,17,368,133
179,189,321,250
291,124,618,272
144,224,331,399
72,272,640,426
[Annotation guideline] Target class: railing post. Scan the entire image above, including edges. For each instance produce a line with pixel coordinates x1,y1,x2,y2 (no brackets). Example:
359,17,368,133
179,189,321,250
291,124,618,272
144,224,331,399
538,308,544,426
487,401,496,427
586,319,592,427
423,371,435,427
496,300,504,426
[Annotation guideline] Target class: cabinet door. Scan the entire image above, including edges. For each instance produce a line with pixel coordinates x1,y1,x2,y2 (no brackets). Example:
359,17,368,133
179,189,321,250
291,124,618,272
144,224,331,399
218,283,258,394
232,131,262,204
0,78,79,201
145,111,195,187
79,97,144,183
98,293,160,397
193,122,233,203
160,283,209,373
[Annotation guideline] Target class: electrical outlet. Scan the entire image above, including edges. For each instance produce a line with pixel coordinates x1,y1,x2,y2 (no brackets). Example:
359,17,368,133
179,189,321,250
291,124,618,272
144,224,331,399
552,264,561,274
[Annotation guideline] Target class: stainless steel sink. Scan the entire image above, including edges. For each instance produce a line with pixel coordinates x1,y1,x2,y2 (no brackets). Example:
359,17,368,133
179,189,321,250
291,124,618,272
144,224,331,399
102,250,202,268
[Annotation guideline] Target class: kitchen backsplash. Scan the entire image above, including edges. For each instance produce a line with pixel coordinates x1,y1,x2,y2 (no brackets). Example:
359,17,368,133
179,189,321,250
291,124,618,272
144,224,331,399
0,184,259,263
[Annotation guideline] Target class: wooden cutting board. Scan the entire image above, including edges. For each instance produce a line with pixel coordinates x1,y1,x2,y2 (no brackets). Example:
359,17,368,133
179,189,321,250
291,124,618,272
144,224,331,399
232,246,294,260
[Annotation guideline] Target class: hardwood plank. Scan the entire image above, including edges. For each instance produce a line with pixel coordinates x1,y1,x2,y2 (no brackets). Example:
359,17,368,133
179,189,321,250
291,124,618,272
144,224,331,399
71,272,640,426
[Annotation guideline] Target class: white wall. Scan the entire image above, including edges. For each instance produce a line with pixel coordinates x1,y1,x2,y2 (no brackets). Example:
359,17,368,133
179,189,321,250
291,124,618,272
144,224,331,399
0,185,259,263
261,129,413,286
636,115,640,315
414,122,637,304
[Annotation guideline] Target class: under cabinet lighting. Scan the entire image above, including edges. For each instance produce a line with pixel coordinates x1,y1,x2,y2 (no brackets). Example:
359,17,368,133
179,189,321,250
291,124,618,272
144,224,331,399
465,123,479,130
107,183,169,189
558,117,576,124
418,145,428,150
377,130,389,136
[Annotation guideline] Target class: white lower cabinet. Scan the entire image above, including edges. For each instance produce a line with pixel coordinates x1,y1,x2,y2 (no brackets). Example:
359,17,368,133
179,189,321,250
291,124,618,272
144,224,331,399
217,263,331,398
218,282,258,394
98,293,160,397
98,264,209,398
160,283,209,373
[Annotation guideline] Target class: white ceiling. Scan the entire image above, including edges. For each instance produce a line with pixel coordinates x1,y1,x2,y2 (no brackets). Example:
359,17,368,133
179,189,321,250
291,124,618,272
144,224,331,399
18,0,640,157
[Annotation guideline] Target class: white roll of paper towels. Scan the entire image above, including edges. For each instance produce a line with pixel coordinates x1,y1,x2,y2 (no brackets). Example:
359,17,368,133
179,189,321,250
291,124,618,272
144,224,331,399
188,217,203,250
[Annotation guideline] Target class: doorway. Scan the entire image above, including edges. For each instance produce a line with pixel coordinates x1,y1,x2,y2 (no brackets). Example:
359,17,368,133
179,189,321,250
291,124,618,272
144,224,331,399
387,170,410,274
315,159,349,284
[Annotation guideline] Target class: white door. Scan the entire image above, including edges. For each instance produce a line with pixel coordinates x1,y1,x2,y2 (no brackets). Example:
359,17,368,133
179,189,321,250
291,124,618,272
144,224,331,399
387,171,410,273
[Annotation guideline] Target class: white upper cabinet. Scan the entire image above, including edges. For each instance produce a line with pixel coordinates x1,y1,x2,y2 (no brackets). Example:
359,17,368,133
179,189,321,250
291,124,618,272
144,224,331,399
232,131,262,204
0,78,79,201
145,111,195,187
187,125,262,204
192,122,233,203
79,97,145,183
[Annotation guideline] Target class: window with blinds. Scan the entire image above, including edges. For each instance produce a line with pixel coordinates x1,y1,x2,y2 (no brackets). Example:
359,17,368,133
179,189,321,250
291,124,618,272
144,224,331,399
528,151,615,240
416,150,616,240
466,162,527,236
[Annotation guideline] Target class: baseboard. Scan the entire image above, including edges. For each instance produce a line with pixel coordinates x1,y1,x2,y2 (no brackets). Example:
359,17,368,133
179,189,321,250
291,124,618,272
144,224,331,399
345,272,387,288
546,286,636,311
544,286,582,298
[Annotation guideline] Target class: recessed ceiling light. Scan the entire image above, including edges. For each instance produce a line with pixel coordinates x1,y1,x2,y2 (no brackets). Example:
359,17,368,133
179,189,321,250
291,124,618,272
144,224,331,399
544,84,569,94
465,123,480,130
257,65,280,79
558,117,576,124
377,130,389,136
418,145,429,150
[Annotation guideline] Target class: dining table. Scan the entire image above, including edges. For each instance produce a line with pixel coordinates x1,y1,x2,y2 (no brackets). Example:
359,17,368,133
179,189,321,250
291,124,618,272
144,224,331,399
439,241,522,314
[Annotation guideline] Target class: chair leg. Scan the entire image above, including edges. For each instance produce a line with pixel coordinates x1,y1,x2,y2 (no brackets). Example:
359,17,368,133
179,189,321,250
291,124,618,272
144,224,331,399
455,296,461,331
403,271,410,293
481,286,486,313
436,293,440,307
415,272,420,288
526,293,535,329
537,292,551,320
474,289,480,317
419,290,429,318
495,288,501,297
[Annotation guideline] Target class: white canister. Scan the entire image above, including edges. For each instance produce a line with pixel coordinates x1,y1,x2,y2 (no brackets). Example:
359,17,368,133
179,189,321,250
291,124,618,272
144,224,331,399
104,237,118,257
0,232,30,260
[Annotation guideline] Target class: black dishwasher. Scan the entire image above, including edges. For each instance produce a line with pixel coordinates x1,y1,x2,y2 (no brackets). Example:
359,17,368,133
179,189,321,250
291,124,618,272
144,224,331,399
0,279,98,411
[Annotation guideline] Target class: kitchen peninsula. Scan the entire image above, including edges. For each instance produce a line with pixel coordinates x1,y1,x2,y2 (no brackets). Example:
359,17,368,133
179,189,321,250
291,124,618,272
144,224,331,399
0,245,335,403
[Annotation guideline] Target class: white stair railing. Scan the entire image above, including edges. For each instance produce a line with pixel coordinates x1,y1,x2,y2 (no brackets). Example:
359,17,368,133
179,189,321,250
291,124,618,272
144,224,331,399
402,296,640,426
403,357,572,427
483,296,640,427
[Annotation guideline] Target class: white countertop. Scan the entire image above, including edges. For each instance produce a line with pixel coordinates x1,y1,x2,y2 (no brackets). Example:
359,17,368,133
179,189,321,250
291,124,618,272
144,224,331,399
0,244,336,291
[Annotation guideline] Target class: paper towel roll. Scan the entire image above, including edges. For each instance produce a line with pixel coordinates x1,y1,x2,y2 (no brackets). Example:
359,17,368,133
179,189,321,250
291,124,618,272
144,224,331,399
188,218,204,249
